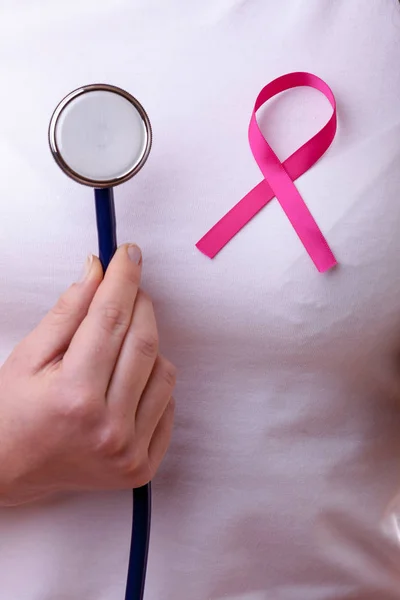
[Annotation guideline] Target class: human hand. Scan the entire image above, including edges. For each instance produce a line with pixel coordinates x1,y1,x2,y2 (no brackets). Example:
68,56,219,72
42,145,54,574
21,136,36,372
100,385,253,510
0,245,176,506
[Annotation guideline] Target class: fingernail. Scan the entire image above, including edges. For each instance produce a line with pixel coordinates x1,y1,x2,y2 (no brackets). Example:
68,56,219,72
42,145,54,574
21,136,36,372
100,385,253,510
127,244,142,265
79,254,93,282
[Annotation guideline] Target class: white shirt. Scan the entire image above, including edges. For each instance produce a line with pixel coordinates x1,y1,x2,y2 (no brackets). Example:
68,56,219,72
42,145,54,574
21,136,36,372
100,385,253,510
0,1,400,598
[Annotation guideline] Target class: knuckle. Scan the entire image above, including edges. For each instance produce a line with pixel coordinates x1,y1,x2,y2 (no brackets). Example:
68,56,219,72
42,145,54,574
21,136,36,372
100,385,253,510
50,293,74,322
129,462,153,487
96,422,129,459
121,447,151,484
126,446,145,472
134,333,159,360
97,302,131,336
158,357,177,388
57,388,100,425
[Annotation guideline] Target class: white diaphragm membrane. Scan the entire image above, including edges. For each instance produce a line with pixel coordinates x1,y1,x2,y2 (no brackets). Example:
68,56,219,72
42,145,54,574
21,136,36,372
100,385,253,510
51,87,150,185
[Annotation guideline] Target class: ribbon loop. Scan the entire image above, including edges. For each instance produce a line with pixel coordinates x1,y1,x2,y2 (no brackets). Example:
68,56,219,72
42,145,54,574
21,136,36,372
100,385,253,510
196,72,338,273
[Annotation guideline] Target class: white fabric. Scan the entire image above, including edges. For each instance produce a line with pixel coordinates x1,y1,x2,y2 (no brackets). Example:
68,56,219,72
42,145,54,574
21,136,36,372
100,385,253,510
0,1,400,598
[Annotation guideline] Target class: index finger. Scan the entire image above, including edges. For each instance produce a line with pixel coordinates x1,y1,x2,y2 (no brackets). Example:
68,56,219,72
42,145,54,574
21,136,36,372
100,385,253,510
62,243,142,392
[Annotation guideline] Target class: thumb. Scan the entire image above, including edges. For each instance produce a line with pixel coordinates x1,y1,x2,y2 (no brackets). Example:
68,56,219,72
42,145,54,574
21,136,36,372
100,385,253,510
20,254,103,372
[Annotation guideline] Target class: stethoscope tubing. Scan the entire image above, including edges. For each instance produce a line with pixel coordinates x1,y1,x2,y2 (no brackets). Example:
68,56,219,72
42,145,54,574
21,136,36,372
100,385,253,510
94,187,152,600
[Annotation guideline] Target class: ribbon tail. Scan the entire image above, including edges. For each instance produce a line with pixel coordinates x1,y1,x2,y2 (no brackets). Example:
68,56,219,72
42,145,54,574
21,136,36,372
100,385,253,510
196,179,275,258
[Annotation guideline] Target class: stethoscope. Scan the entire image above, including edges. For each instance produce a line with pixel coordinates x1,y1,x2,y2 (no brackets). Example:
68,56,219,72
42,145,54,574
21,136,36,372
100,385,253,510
48,83,153,600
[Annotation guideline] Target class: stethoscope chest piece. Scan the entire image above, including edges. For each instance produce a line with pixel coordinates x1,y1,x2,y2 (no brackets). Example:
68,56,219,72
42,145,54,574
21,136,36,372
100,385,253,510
49,83,152,188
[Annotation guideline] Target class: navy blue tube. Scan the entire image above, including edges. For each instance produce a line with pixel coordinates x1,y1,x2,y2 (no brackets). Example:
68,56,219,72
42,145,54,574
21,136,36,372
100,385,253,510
124,484,152,600
94,188,117,271
94,187,152,600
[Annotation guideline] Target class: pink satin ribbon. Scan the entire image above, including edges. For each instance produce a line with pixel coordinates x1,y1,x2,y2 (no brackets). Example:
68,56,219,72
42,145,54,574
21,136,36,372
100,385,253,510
196,72,338,273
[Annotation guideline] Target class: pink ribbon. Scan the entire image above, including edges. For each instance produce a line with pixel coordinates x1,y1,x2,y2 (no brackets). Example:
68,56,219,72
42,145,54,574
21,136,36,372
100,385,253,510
196,72,338,273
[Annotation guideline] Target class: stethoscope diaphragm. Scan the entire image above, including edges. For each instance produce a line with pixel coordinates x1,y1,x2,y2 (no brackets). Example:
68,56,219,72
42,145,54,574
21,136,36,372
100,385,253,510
49,83,152,188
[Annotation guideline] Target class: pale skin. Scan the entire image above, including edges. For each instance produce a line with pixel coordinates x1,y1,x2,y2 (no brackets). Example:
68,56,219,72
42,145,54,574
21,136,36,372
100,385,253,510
0,243,176,507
